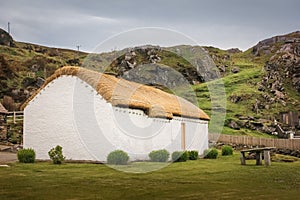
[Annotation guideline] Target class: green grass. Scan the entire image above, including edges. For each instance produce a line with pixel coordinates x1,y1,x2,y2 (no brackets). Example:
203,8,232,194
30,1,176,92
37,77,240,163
1,153,299,199
193,65,271,136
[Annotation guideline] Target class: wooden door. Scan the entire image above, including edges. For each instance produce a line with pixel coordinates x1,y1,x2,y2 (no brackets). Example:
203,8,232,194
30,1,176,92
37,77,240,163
181,122,186,150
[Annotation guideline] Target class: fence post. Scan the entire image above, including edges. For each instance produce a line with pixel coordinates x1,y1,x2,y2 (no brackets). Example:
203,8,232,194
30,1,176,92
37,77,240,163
13,111,16,124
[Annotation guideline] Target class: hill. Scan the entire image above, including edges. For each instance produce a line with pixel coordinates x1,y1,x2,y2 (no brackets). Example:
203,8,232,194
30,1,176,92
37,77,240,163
0,28,299,141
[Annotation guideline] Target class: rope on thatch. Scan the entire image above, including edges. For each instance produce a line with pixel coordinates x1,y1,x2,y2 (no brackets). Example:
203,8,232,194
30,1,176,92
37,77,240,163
21,66,210,120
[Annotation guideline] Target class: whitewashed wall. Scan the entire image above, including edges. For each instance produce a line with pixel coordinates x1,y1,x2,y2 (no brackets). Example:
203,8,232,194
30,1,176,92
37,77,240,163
24,76,208,161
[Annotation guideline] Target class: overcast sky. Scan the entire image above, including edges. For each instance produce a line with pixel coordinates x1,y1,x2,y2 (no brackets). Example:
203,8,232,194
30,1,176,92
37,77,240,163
0,0,299,52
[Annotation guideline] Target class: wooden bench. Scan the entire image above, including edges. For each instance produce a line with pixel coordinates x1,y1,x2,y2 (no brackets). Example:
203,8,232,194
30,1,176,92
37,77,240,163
240,147,275,166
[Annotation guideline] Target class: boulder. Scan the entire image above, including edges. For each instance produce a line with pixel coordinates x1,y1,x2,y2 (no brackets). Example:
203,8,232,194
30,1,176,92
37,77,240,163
218,65,226,73
0,28,14,47
231,67,240,73
36,77,45,87
228,120,240,130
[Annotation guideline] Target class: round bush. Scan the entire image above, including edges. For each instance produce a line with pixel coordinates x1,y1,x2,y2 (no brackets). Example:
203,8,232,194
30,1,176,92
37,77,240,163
107,150,129,165
188,150,199,160
148,149,170,162
172,151,189,162
48,145,65,164
222,145,233,156
17,148,35,163
204,148,218,159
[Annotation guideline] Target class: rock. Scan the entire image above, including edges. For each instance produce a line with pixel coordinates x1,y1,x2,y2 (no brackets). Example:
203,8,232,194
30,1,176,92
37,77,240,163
275,90,285,99
262,126,276,134
228,120,240,130
36,77,45,87
149,54,161,63
265,104,270,109
252,99,260,113
124,54,132,61
258,84,265,91
218,65,226,73
231,67,240,73
227,48,242,54
248,116,255,121
0,146,12,152
250,121,264,130
229,95,241,103
238,116,249,120
0,28,14,47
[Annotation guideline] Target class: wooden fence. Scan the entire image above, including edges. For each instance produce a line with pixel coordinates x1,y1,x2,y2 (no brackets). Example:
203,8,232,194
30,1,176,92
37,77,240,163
7,111,24,124
209,134,300,150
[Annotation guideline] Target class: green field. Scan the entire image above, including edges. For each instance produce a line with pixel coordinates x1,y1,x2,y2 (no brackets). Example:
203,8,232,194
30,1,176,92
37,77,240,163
1,153,299,199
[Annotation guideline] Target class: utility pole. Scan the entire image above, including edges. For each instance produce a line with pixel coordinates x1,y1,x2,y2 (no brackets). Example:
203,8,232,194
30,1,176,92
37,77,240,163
7,22,10,34
76,45,81,57
76,45,81,52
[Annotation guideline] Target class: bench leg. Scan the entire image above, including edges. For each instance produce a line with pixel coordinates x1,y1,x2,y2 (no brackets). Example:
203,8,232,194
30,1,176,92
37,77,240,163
240,152,246,165
264,150,271,166
255,152,262,165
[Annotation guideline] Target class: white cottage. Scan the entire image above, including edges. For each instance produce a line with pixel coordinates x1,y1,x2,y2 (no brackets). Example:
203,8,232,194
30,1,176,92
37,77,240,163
22,66,209,161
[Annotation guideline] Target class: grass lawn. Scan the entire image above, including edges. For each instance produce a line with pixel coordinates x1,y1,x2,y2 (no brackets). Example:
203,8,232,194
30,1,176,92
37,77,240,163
0,152,299,199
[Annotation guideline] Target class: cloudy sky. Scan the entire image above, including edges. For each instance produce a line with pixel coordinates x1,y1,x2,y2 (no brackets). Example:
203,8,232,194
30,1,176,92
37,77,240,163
0,0,299,52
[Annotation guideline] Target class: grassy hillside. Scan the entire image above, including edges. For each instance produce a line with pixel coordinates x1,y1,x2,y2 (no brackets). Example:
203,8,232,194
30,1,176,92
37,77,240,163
0,41,88,109
195,39,300,136
1,28,299,140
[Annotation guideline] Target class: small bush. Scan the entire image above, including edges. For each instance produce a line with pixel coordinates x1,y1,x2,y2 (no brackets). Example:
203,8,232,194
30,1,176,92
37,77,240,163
148,149,170,162
17,148,35,163
204,148,218,159
172,151,189,162
48,145,65,164
222,145,233,156
188,150,199,160
107,150,129,165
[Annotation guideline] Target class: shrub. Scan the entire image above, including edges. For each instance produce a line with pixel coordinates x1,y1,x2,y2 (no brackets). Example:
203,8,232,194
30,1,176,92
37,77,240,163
107,150,129,165
172,151,189,162
222,145,233,156
204,148,218,159
48,145,65,164
148,149,170,162
17,148,36,163
188,150,199,160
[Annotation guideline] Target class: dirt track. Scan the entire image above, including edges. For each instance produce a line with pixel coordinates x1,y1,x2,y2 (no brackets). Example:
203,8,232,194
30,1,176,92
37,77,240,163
0,152,17,164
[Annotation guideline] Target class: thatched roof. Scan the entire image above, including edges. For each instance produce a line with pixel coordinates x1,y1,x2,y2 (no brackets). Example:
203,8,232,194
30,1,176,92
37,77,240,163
0,102,8,114
22,66,210,120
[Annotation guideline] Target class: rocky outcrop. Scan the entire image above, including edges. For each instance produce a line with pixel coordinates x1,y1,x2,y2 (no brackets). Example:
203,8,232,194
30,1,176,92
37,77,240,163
269,43,300,93
0,28,14,47
252,31,300,56
253,31,300,94
109,46,205,87
226,48,242,54
225,116,277,134
253,31,300,117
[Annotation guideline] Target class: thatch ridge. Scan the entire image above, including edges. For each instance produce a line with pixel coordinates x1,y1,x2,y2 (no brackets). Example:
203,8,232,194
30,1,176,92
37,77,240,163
21,66,210,120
